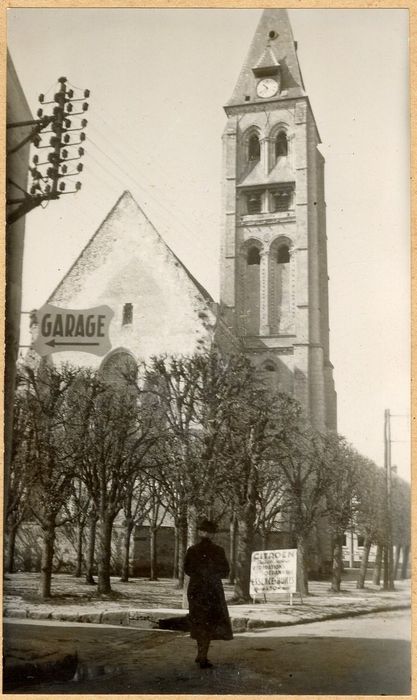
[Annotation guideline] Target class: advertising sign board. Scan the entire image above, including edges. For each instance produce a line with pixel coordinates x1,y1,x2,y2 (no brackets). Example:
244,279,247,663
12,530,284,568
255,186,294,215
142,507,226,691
32,303,114,357
250,549,298,602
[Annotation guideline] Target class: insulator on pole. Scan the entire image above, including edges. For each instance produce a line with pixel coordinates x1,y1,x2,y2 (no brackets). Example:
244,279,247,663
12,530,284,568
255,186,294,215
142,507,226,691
77,163,83,173
75,181,82,191
78,147,84,156
62,149,68,159
39,94,44,103
62,164,68,174
32,155,39,164
37,108,43,118
82,102,89,112
64,134,70,144
81,119,88,128
68,89,74,98
65,119,72,129
80,133,86,142
59,182,66,192
84,89,90,98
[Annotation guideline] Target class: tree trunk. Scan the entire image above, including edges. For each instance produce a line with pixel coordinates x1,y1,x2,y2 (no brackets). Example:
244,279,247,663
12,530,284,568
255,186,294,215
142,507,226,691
229,515,237,584
356,537,371,589
38,520,56,599
74,523,84,578
176,512,187,588
6,521,18,574
187,504,197,547
85,513,97,585
172,524,179,579
120,517,134,582
97,516,114,594
149,527,158,580
330,533,343,592
261,531,269,550
372,543,382,585
400,544,410,579
297,535,309,596
234,505,256,602
382,544,394,590
393,544,401,581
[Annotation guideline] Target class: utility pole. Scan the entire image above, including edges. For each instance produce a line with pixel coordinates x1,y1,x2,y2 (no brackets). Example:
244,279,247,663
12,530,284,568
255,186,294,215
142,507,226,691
6,76,89,224
383,409,395,590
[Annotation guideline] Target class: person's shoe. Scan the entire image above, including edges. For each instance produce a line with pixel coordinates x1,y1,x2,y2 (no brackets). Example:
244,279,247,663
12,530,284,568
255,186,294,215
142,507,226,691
199,660,213,669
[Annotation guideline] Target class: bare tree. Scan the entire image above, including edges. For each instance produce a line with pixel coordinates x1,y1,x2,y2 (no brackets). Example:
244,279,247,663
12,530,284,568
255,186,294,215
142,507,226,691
17,363,79,598
68,368,156,594
6,389,33,573
271,422,330,596
322,435,360,592
354,459,386,589
119,472,151,582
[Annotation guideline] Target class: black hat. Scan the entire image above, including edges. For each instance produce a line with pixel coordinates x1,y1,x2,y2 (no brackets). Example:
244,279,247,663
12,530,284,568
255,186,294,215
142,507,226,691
197,518,217,534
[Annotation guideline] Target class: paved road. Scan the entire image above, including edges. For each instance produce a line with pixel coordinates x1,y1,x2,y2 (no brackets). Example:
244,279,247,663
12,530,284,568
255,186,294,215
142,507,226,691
4,610,411,695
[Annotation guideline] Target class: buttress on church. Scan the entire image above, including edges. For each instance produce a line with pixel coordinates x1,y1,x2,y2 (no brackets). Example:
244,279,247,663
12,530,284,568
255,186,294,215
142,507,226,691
30,9,337,434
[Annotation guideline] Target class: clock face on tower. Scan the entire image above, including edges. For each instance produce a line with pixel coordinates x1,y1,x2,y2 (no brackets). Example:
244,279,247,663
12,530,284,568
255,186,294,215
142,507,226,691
256,78,279,98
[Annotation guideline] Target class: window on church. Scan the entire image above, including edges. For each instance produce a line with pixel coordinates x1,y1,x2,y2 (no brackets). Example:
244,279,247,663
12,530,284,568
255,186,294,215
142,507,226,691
248,134,260,161
271,187,293,212
357,535,365,548
246,191,262,214
275,131,288,159
247,246,261,265
122,303,133,325
277,244,290,263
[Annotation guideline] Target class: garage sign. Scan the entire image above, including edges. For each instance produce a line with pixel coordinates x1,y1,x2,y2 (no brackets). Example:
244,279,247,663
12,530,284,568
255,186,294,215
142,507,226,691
33,303,114,357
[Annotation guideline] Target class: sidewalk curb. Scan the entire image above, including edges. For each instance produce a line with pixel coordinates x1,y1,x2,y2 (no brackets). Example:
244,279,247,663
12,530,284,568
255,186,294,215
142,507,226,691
4,602,411,632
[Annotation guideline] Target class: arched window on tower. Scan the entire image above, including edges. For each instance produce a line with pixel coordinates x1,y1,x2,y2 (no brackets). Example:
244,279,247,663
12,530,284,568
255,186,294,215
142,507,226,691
247,246,261,265
275,131,288,159
277,244,290,264
248,134,260,161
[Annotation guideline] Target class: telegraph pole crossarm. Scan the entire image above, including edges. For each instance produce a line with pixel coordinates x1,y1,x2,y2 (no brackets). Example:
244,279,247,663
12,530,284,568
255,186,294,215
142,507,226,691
6,76,89,225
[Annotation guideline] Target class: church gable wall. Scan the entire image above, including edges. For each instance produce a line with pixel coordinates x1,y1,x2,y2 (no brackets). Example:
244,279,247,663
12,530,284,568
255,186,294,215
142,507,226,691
46,193,216,368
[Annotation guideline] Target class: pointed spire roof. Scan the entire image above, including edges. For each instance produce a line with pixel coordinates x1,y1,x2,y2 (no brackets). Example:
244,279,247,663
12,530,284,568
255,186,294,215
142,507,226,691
227,9,305,107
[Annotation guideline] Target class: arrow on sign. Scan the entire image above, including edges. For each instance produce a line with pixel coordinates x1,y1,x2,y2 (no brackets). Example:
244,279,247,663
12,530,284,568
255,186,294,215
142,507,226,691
45,339,101,348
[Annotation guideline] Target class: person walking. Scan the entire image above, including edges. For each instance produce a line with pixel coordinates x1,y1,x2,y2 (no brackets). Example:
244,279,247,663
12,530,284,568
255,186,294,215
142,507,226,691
184,519,233,669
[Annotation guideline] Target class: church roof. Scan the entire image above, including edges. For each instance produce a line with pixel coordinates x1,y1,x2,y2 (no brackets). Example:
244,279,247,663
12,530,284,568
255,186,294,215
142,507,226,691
227,9,305,107
48,191,213,305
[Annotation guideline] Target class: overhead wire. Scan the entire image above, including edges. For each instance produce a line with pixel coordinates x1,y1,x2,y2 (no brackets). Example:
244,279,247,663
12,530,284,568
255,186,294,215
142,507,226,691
85,135,218,268
86,100,219,259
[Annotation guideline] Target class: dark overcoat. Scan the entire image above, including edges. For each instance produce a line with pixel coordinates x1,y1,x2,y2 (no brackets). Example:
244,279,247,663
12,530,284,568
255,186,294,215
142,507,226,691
184,537,233,641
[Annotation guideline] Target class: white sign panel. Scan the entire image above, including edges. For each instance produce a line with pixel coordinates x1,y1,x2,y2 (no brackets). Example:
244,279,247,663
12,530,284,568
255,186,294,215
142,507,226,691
33,303,114,357
250,549,297,596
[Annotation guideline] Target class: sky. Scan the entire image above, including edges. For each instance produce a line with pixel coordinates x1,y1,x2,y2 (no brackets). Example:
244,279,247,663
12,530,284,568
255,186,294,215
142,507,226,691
7,8,410,481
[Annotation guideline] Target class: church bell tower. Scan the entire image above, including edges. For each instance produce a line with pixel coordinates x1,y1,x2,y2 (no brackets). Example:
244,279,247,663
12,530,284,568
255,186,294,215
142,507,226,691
220,9,336,430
